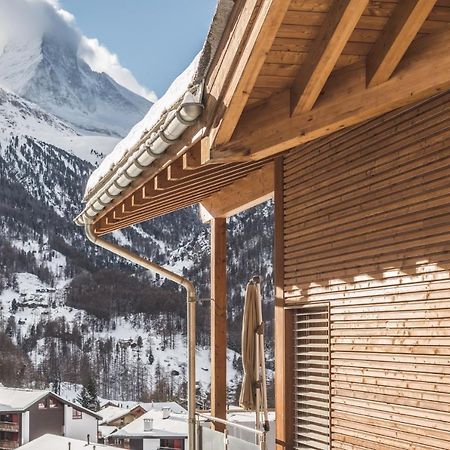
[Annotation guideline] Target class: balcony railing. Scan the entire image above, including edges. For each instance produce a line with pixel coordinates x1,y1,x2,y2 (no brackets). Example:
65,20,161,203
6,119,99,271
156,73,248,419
0,441,20,450
0,421,19,432
195,413,266,450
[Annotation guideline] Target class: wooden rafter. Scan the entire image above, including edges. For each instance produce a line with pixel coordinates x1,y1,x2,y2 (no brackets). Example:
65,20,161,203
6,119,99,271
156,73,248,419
211,29,450,163
94,161,272,234
200,162,274,222
208,0,291,149
367,0,437,87
290,0,368,116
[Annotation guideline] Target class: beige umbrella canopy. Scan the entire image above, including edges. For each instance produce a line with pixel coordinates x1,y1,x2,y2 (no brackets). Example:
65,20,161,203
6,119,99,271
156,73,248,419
239,280,259,410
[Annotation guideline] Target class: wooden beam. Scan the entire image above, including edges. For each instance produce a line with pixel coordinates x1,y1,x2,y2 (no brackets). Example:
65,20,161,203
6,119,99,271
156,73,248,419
209,0,291,149
273,157,293,450
290,0,368,115
200,163,274,223
211,29,450,162
210,217,227,432
367,0,437,87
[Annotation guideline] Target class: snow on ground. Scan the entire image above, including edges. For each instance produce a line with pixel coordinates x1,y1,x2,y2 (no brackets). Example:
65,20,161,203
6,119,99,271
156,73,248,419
11,238,67,280
1,267,240,396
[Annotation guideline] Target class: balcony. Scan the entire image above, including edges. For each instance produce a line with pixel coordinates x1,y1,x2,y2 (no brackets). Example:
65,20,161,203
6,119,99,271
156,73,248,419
0,422,19,433
0,441,20,450
195,413,266,450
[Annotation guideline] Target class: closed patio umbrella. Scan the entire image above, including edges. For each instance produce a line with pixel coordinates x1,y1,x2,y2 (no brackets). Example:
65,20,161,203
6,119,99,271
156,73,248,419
239,279,259,410
239,276,270,448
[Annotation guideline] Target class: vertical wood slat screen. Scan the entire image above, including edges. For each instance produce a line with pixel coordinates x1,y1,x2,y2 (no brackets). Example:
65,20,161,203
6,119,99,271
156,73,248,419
293,303,330,450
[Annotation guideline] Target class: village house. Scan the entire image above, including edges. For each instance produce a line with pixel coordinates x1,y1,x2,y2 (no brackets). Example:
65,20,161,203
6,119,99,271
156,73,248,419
0,387,100,448
98,404,147,428
75,0,450,449
107,408,187,450
97,404,147,444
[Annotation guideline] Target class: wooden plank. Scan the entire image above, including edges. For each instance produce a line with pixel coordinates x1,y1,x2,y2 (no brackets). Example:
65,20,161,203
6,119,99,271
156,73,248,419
290,0,368,115
200,162,274,222
211,29,450,162
367,0,437,87
274,157,292,450
210,217,227,431
209,0,291,148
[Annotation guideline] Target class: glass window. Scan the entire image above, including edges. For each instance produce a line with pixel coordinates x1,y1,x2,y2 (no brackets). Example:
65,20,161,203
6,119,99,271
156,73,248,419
72,408,83,419
48,398,60,408
38,401,46,409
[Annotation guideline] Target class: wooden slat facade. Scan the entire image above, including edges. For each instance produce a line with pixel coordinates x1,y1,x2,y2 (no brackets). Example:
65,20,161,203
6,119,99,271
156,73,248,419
281,91,450,449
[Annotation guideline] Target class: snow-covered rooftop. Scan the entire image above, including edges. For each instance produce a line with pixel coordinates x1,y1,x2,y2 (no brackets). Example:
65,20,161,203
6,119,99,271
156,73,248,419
18,434,118,450
0,386,101,419
98,425,118,439
0,387,46,411
116,401,187,415
82,0,233,202
99,399,187,414
98,404,145,425
111,409,188,439
97,405,130,424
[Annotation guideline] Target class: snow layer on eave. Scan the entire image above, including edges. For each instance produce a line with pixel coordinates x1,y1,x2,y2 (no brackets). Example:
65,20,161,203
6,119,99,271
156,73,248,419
83,0,234,199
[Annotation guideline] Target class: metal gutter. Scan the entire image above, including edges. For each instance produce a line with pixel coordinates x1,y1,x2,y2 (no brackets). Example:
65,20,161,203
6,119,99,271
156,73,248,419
75,94,204,226
84,224,197,450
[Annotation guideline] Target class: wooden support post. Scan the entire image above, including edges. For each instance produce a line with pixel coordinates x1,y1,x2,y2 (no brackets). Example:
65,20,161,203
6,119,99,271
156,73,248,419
274,157,292,449
210,217,227,431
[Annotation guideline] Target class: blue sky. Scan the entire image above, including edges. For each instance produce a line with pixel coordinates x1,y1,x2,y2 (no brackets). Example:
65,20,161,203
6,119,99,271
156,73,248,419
60,0,217,98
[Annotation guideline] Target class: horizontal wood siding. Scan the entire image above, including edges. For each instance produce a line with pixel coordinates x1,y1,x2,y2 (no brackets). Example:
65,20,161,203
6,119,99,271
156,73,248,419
283,91,450,449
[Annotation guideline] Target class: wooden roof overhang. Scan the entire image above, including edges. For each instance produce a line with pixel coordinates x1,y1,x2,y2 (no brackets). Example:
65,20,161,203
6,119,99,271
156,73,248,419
89,0,450,237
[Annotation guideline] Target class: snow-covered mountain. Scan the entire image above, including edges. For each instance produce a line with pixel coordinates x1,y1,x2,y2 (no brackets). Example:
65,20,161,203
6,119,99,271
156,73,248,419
0,87,119,165
0,18,274,405
0,34,151,138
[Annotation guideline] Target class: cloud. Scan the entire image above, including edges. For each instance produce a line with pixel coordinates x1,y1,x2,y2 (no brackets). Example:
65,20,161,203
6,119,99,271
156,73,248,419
0,0,157,102
79,37,158,102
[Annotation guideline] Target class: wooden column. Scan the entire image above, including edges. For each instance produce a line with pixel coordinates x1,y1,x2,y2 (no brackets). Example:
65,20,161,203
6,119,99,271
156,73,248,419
274,157,292,449
210,217,227,430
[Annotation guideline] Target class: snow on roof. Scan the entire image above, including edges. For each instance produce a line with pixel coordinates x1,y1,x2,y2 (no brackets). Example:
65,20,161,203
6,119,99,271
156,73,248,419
0,386,101,419
18,434,118,450
111,409,188,439
98,425,118,439
98,405,129,424
82,0,234,201
0,387,47,411
121,401,186,415
98,404,145,425
99,399,186,415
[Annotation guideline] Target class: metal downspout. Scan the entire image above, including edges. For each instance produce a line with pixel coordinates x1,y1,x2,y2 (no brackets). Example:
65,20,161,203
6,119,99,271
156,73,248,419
84,224,197,450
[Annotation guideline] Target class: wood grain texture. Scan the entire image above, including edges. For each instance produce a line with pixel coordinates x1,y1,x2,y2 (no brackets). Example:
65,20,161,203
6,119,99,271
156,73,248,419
210,217,227,431
367,0,437,87
290,0,368,115
282,91,450,448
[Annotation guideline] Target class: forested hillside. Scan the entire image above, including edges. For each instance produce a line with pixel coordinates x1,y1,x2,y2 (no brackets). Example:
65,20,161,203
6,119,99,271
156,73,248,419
0,131,274,405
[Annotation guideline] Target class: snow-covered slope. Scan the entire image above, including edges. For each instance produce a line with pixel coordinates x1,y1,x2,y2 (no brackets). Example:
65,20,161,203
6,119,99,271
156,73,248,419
0,11,275,406
0,35,151,138
0,87,119,165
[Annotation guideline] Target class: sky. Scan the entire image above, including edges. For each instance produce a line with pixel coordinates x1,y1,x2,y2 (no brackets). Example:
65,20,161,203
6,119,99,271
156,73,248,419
59,0,217,98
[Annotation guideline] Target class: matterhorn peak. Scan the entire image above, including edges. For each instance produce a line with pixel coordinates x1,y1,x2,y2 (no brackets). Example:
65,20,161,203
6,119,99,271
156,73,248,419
0,31,151,138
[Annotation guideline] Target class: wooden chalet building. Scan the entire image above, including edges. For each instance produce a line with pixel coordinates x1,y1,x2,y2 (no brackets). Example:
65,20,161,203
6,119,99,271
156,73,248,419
76,0,450,449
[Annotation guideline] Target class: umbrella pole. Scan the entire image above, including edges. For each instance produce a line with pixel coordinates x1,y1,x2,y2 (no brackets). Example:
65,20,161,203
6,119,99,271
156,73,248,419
254,277,269,450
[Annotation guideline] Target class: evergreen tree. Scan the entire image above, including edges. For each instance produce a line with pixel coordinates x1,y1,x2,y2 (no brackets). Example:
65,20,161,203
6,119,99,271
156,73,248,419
77,377,100,411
